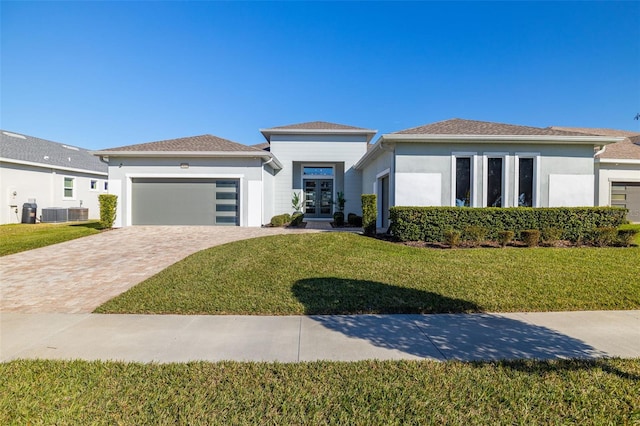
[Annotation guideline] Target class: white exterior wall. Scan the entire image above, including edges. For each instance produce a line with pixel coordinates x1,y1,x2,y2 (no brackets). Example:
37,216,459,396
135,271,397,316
269,134,369,217
106,156,264,227
389,142,596,208
0,161,107,224
595,161,640,206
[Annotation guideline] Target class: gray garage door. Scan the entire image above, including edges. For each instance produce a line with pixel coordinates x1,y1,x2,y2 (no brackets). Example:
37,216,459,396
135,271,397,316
132,178,239,225
611,182,640,223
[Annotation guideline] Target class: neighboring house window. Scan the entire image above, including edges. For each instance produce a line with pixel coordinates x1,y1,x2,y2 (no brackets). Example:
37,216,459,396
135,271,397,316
485,157,504,207
90,180,98,190
63,177,75,199
104,181,109,191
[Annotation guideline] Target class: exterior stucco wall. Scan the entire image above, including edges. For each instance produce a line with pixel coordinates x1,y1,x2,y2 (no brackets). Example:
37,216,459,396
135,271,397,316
269,134,369,217
0,161,107,224
106,156,264,227
392,142,596,208
595,161,640,206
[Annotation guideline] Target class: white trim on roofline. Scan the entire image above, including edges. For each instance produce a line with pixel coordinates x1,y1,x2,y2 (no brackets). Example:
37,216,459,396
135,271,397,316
93,151,283,170
0,157,108,176
380,134,624,144
596,158,640,165
260,128,377,143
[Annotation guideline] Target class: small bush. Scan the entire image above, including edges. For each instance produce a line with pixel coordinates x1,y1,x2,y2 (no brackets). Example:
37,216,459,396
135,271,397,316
98,194,117,229
521,229,541,247
617,229,638,247
593,227,618,247
362,194,377,236
542,227,563,244
443,229,461,247
347,213,363,227
270,213,291,227
497,230,515,248
463,225,488,245
333,212,345,226
289,213,304,227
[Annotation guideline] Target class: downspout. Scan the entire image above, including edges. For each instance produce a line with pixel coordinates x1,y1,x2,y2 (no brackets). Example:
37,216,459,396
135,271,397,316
594,145,607,158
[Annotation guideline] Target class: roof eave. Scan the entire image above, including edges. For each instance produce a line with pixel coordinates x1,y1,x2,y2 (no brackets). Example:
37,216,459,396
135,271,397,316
596,158,640,165
260,128,377,143
383,134,624,145
0,157,108,176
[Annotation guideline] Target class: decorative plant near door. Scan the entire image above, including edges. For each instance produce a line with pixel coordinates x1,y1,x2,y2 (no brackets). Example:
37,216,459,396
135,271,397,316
291,192,303,213
335,191,346,212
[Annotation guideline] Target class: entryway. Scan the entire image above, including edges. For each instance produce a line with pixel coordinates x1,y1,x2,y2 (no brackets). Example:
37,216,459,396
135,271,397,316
304,179,333,218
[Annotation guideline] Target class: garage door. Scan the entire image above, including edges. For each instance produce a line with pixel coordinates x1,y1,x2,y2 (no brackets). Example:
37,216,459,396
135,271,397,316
132,178,239,225
611,182,640,223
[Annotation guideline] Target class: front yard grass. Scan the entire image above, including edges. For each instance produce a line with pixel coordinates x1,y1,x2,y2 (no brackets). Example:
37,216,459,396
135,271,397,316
0,221,102,256
96,232,640,315
2,358,639,425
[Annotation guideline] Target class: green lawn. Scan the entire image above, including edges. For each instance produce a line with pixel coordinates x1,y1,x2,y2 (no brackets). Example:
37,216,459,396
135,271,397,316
96,232,640,315
0,221,102,256
2,358,638,425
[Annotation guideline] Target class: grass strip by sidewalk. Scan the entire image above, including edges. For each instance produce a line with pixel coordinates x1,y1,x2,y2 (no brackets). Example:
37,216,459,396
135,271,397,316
96,232,640,315
0,221,102,256
2,358,639,425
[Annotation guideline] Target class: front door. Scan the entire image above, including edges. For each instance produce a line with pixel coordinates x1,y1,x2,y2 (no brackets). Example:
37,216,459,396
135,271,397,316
304,179,333,218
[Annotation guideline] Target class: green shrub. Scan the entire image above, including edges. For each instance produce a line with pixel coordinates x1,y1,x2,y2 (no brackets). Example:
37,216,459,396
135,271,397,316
289,213,304,227
521,229,541,247
463,225,488,245
497,230,515,247
347,213,363,227
617,229,638,247
98,194,117,229
362,194,377,236
443,229,461,247
333,212,345,226
542,227,563,244
593,227,618,247
388,207,626,242
270,214,291,227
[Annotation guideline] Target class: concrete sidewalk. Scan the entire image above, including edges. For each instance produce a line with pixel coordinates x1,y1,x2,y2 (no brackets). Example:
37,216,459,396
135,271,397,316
2,310,639,363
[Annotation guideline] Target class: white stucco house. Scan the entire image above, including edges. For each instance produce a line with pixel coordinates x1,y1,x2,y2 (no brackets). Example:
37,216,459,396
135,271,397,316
92,119,631,228
0,130,108,224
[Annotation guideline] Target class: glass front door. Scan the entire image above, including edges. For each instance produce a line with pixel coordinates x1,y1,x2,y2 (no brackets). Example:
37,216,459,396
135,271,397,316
304,179,333,218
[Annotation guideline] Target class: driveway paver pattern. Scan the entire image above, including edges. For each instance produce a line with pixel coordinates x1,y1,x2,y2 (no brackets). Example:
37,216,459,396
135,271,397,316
0,226,315,313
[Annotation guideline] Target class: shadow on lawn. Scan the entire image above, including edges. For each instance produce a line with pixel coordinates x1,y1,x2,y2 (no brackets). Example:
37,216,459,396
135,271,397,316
293,278,606,361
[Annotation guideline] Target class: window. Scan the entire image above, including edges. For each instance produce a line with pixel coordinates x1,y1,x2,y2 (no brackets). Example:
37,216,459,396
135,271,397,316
104,181,109,191
517,158,534,206
303,166,333,176
90,180,98,190
63,177,75,199
486,158,503,207
455,157,472,207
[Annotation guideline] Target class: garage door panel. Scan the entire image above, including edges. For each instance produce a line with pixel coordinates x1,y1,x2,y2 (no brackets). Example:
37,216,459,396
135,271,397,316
611,182,640,223
132,178,238,226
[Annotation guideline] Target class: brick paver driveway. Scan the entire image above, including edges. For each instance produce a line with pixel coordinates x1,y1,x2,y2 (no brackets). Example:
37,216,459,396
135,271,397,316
0,226,313,313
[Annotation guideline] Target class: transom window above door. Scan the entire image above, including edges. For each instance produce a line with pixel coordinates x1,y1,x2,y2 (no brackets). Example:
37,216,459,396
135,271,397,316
303,166,333,176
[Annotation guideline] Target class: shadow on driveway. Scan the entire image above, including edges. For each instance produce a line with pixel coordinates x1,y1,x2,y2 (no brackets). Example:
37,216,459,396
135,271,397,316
293,277,605,361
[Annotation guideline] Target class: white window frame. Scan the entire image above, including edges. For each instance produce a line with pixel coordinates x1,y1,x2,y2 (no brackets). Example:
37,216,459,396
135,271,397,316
482,153,509,207
451,152,478,207
513,153,540,207
63,177,75,200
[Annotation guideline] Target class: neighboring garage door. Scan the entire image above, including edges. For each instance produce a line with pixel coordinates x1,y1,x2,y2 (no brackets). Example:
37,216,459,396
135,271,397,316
132,178,239,225
611,182,640,223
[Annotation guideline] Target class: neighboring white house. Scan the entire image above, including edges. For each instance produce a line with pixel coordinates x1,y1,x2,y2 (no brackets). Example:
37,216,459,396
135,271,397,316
551,127,640,223
0,130,108,224
93,119,629,228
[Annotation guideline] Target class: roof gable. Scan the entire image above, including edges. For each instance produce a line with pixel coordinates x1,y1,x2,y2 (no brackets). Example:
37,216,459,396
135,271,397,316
98,134,262,153
0,130,107,174
267,121,371,131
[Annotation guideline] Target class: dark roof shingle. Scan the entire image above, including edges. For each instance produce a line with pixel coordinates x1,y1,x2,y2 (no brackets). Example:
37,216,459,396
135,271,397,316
0,130,107,173
550,126,640,160
267,121,371,131
395,118,590,136
99,134,263,153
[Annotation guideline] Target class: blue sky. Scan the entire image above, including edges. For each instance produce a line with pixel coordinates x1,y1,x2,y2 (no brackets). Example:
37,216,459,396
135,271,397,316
2,1,639,150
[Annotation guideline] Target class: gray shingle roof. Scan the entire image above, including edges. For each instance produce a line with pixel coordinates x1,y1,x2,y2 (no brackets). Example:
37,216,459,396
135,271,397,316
267,121,371,131
395,119,590,136
99,134,264,153
0,130,107,174
550,126,640,160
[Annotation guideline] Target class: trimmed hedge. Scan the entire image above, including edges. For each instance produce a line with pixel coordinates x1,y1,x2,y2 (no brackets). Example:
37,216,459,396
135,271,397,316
270,213,291,227
388,207,627,242
362,194,377,236
98,194,118,229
